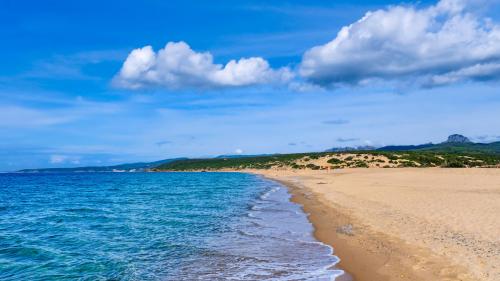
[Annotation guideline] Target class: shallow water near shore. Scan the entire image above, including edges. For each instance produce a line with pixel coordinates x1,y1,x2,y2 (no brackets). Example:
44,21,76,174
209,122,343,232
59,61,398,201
0,172,342,280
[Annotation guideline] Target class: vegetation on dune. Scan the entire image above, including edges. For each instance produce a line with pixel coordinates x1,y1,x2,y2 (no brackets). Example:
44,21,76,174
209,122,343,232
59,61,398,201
154,136,500,171
154,149,500,171
326,157,342,164
155,153,330,171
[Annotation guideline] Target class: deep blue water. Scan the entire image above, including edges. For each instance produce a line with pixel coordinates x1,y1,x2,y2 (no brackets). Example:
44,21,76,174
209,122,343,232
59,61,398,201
0,172,342,280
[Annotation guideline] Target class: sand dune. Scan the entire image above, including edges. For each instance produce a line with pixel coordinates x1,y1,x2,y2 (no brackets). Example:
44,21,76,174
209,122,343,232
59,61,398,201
254,168,500,281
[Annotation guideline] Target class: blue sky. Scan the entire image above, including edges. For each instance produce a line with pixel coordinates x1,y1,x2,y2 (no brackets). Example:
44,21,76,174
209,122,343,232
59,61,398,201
1,0,500,171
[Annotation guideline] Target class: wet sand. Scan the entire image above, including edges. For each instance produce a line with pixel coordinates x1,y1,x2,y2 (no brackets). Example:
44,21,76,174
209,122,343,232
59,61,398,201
252,168,500,281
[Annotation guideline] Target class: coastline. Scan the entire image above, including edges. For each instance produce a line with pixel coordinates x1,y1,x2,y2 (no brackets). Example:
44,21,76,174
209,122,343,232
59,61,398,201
251,168,500,281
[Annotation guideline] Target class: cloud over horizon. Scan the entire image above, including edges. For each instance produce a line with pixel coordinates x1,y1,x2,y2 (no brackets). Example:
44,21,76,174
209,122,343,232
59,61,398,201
114,42,292,90
113,0,500,91
299,0,500,88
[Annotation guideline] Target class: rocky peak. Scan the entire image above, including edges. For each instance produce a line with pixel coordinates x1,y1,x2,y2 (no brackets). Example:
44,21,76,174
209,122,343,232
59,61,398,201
445,134,471,144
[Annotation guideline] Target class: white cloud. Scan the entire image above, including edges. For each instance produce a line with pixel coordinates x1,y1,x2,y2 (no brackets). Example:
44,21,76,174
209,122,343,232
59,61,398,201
299,0,500,87
50,155,68,164
113,41,292,90
235,148,244,154
49,155,82,165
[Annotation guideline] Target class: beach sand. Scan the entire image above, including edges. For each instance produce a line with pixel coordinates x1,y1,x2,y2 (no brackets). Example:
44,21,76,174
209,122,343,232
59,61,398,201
252,168,500,281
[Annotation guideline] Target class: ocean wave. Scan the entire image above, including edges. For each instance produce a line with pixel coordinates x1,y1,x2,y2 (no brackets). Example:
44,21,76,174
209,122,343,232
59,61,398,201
0,172,344,281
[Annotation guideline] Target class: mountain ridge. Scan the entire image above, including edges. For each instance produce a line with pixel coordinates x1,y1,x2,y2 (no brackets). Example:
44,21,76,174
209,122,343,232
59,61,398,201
376,134,500,154
18,134,500,172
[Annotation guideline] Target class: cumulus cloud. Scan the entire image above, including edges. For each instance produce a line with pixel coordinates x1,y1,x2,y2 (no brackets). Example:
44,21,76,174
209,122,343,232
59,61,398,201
114,41,292,90
299,0,500,87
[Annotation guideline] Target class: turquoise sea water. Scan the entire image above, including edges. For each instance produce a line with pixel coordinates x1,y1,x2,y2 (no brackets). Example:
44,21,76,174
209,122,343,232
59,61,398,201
0,172,342,280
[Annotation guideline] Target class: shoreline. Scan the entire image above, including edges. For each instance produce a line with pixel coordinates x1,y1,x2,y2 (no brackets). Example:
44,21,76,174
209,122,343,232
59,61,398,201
256,172,419,281
252,168,500,281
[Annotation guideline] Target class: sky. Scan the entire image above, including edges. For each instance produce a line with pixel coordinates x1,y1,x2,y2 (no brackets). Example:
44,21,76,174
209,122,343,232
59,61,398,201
1,0,500,171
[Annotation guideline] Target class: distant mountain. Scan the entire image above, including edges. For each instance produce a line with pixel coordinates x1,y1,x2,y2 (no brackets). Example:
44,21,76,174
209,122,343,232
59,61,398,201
377,134,500,154
215,154,274,159
414,141,500,154
377,143,434,151
18,158,186,173
325,145,376,152
444,134,471,143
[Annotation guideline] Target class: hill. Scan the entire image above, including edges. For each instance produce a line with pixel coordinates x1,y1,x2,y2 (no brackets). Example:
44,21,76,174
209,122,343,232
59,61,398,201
155,135,500,171
155,149,500,171
19,135,500,173
377,134,500,155
18,158,186,173
376,143,435,151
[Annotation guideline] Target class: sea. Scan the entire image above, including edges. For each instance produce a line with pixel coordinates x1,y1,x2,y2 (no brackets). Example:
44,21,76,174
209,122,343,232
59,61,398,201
0,172,343,280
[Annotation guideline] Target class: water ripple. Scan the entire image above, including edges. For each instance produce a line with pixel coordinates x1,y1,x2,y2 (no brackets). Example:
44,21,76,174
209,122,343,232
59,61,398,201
0,172,342,280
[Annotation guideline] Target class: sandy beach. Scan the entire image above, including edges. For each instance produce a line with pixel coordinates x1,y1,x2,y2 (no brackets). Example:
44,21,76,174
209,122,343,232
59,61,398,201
253,168,500,281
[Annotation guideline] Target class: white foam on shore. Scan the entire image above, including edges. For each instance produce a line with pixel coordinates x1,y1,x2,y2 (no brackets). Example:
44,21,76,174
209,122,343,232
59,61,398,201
172,175,345,280
247,179,345,280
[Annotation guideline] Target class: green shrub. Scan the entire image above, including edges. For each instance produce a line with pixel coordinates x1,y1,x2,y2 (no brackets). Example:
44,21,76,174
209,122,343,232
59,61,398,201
327,158,342,164
386,154,399,160
442,160,466,168
398,161,418,167
354,161,369,168
306,163,320,170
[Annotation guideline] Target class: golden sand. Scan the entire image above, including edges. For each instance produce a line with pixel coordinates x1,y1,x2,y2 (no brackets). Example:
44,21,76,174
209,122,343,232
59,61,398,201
252,168,500,281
